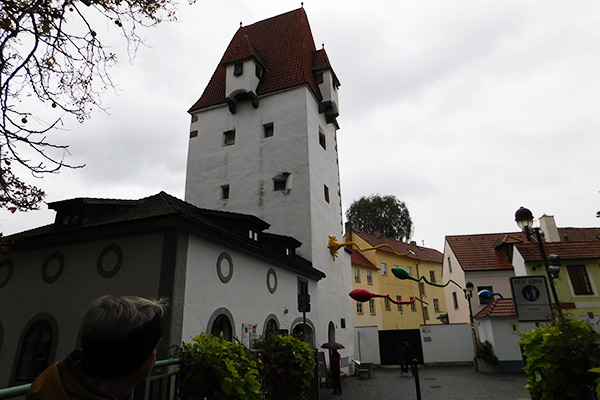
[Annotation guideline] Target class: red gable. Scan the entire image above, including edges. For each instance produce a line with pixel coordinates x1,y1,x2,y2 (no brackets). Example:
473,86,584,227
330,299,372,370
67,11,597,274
189,8,335,113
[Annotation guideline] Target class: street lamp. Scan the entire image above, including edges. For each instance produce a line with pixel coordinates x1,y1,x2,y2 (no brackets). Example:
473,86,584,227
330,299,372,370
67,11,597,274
463,281,478,370
515,206,562,316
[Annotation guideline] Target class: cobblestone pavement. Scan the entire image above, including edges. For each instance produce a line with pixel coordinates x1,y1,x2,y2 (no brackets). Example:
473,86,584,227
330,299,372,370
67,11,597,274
320,365,529,400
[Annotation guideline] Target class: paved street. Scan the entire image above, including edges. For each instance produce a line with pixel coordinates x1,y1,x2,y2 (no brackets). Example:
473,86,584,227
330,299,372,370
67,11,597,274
320,365,529,400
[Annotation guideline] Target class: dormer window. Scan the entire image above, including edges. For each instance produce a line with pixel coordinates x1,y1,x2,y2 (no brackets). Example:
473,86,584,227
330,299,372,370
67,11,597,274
233,62,243,76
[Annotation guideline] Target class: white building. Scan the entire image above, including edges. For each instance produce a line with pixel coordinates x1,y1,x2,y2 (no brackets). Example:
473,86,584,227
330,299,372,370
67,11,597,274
185,8,354,366
0,192,327,386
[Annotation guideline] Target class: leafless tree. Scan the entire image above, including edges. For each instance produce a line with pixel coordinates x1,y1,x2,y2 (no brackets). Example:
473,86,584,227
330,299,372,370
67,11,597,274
0,0,184,211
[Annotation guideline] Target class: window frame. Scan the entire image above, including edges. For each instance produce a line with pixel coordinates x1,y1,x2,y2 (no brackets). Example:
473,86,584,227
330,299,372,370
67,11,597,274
567,264,595,296
366,270,373,285
381,262,388,276
369,299,376,315
223,129,236,146
354,268,361,283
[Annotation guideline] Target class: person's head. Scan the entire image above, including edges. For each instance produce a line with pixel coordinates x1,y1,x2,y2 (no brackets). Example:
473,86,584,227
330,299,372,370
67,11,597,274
79,295,168,380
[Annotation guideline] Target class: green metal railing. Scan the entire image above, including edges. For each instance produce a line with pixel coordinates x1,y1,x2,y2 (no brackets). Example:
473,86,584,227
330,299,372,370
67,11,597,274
0,358,181,400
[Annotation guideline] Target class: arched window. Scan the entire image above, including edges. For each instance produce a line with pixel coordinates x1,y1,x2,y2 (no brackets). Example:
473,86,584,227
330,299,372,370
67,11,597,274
14,320,54,383
292,322,314,348
211,314,233,342
265,318,278,336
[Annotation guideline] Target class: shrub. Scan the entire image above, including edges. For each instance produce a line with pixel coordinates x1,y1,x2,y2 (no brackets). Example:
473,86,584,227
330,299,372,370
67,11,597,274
476,340,499,365
253,334,316,400
520,315,600,400
176,333,262,400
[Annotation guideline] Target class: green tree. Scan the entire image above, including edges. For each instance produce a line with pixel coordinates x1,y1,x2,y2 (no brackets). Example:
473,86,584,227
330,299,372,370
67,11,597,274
0,0,187,211
346,194,413,241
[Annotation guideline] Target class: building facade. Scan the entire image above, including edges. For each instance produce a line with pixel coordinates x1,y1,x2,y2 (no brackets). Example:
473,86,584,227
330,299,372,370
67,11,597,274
0,193,326,387
346,229,447,329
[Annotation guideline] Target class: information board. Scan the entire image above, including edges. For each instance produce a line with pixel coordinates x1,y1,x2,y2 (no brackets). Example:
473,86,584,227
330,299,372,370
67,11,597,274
510,275,553,321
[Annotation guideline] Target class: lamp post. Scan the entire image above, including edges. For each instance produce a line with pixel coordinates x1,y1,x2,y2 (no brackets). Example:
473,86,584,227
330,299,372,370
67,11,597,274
515,206,562,316
463,281,478,370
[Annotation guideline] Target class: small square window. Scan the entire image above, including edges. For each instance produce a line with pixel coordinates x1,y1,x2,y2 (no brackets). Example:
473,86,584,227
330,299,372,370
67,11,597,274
319,131,326,150
221,185,230,200
315,72,323,84
340,318,346,329
223,129,235,146
324,185,330,203
273,173,289,191
190,130,198,138
234,62,243,76
191,114,198,123
263,123,274,138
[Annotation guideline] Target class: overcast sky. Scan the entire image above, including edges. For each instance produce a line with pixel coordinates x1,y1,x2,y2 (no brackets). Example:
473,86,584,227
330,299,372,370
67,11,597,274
2,0,599,251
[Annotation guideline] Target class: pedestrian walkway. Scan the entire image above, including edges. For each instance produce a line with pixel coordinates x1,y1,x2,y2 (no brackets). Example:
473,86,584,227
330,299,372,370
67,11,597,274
320,365,529,400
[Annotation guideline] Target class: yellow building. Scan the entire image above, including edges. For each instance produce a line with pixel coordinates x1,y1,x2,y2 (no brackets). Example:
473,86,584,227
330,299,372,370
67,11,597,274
346,230,447,330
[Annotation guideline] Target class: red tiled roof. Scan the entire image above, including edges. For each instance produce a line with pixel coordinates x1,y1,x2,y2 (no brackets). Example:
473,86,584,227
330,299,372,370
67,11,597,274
515,240,600,262
350,250,378,270
446,232,524,271
447,228,600,271
474,298,515,319
189,8,334,113
353,231,443,264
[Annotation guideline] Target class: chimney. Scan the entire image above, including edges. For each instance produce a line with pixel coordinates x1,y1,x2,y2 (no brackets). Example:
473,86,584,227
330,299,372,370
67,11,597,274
344,221,352,241
539,214,560,242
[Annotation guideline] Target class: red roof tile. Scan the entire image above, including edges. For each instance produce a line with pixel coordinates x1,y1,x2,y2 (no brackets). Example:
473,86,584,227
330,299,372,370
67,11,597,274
515,240,600,262
447,228,600,272
474,298,515,319
446,232,524,271
353,231,443,264
350,250,378,270
189,8,335,113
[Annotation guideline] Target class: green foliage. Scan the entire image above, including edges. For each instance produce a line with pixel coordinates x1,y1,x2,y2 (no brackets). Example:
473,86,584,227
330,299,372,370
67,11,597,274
475,341,498,365
520,315,600,400
346,194,413,241
253,334,316,400
176,333,262,400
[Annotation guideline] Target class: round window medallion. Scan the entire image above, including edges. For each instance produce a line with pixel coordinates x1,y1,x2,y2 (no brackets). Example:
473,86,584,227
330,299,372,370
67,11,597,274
266,268,278,293
97,244,123,278
42,252,64,283
217,252,233,283
0,260,14,288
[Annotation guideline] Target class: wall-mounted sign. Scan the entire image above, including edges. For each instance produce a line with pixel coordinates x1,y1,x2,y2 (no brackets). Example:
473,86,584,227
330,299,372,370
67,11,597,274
510,275,553,321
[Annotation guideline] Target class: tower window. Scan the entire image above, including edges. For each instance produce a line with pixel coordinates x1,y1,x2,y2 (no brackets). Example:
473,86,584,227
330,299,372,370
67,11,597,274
315,72,323,84
324,185,330,203
221,185,230,200
319,131,326,150
223,129,236,146
263,123,274,138
273,173,290,191
233,62,243,76
191,114,198,123
190,130,198,138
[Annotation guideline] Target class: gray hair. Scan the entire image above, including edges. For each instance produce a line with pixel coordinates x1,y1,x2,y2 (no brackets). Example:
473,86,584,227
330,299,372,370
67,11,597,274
80,295,168,344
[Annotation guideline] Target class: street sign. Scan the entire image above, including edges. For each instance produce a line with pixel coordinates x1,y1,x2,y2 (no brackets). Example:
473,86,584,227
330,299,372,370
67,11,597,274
510,275,553,321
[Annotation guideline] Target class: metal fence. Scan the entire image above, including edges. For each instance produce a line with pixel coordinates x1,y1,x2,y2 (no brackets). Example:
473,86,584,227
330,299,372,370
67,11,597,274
0,358,181,400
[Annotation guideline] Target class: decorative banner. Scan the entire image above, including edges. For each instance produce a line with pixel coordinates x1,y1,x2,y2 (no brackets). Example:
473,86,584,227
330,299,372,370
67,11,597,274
392,267,462,289
328,236,409,260
349,288,428,305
